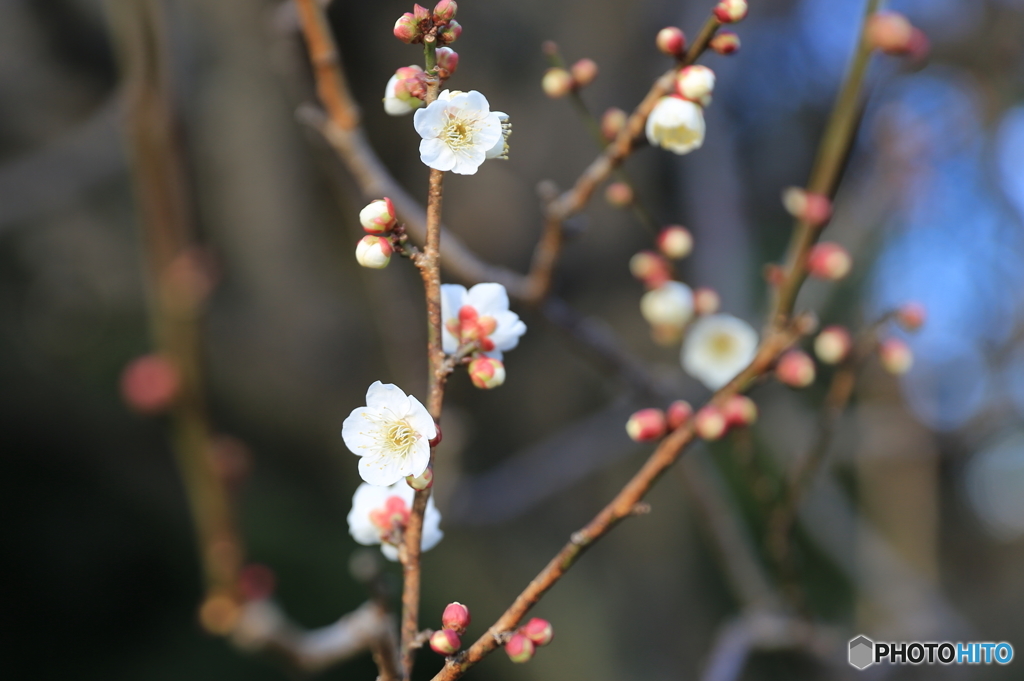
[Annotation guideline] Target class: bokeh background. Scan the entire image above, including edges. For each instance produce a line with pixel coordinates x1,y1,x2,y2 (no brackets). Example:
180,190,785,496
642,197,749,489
3,0,1024,679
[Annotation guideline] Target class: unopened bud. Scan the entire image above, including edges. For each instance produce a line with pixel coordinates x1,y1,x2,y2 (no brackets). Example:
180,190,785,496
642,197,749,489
541,68,574,98
430,629,461,655
442,602,471,633
709,31,741,55
695,405,728,441
896,302,926,331
199,590,241,635
406,466,434,490
433,0,457,24
713,0,748,23
640,281,694,328
693,287,720,316
866,12,914,55
605,181,633,207
570,58,599,88
429,422,442,447
436,47,459,78
656,26,687,57
626,408,667,442
121,354,180,415
437,19,462,45
722,394,757,427
629,250,672,289
238,563,277,602
814,325,852,365
657,225,693,259
879,338,913,375
601,107,628,141
359,198,397,234
807,242,851,281
394,13,423,44
782,187,832,227
505,633,535,663
355,235,393,269
776,350,816,388
521,617,553,646
763,263,785,287
413,4,431,22
468,356,505,389
675,65,715,104
666,400,693,430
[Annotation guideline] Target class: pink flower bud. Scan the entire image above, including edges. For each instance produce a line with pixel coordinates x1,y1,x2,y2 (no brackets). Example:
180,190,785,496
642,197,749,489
505,633,535,663
722,394,758,427
666,400,693,430
906,28,930,62
879,338,913,375
359,198,397,234
521,617,553,646
570,58,599,88
436,47,459,77
406,466,434,490
121,354,180,414
656,27,686,57
468,357,505,389
238,563,276,602
657,225,693,259
429,422,442,447
442,602,471,633
626,408,667,442
807,242,851,281
776,350,816,388
782,187,832,227
629,251,672,289
355,235,393,269
713,0,748,23
413,4,431,22
709,31,741,55
433,0,457,24
814,325,852,365
208,434,252,488
430,629,461,655
675,65,715,104
542,67,574,98
605,182,634,208
866,12,914,55
394,13,423,44
437,19,462,45
693,287,720,316
896,302,926,331
601,107,628,141
695,405,727,441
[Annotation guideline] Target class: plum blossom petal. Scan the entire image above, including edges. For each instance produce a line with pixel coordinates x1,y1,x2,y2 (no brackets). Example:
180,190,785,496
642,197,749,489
440,283,526,360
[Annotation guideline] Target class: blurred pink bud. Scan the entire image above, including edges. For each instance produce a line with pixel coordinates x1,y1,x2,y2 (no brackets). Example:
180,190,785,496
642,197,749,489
121,354,180,415
601,107,628,141
570,58,599,87
629,251,672,289
693,287,720,316
436,47,459,77
656,26,687,57
722,395,758,427
505,633,535,663
763,263,785,287
521,617,553,646
542,67,574,98
709,31,741,55
437,19,462,45
394,13,423,43
604,182,634,208
713,0,748,23
675,65,715,103
355,236,393,269
359,198,397,234
896,302,926,331
442,602,471,633
776,350,816,388
695,406,727,441
666,400,694,430
626,408,667,442
406,466,434,490
782,187,832,227
468,357,506,389
879,338,913,375
866,12,915,54
657,225,693,259
238,563,277,602
807,242,851,281
814,325,852,365
433,0,457,24
907,28,930,62
429,422,442,447
208,434,252,488
430,629,461,655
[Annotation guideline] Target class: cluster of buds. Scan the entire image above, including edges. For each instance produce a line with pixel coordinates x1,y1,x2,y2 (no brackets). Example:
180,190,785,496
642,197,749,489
713,0,748,24
626,400,694,442
866,11,929,61
782,187,833,228
694,395,758,441
542,57,600,98
430,602,471,655
776,350,816,388
355,198,400,269
394,1,461,46
505,617,553,663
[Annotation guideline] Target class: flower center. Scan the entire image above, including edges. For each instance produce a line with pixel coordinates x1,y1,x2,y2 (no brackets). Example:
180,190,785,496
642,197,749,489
442,112,477,152
446,305,497,351
385,420,417,454
369,495,411,539
709,332,737,358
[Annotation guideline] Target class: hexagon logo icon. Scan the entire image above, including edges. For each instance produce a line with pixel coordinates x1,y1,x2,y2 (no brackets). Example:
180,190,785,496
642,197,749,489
849,635,875,670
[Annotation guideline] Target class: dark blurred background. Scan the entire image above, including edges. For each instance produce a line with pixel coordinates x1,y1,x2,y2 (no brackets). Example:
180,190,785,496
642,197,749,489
3,0,1024,679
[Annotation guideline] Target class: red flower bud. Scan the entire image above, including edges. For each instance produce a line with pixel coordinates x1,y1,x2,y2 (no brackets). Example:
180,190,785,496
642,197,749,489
394,13,423,44
437,19,462,45
406,466,434,490
601,107,628,141
505,633,535,663
896,302,926,331
713,0,748,23
626,408,667,442
722,394,758,427
879,338,913,375
413,4,431,22
866,12,914,55
521,617,553,646
695,405,727,441
120,354,180,415
468,357,505,389
238,563,277,602
694,287,720,316
782,187,832,227
430,629,461,655
709,31,741,55
629,250,672,289
436,47,459,78
666,400,693,430
570,58,599,88
432,0,457,24
442,602,471,633
807,242,852,281
656,27,686,57
657,225,693,259
604,182,634,208
776,350,816,388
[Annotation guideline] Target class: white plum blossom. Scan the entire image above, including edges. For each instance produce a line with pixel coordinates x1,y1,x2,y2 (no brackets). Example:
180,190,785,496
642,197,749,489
485,112,511,160
414,90,505,175
640,281,694,328
342,381,436,486
441,283,526,360
347,481,443,561
646,96,706,155
682,314,759,390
